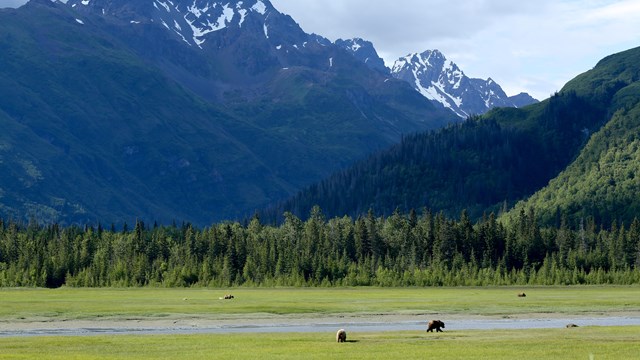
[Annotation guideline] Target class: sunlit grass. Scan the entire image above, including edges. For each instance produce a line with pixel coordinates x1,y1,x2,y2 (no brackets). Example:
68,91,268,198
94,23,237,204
1,286,639,322
1,326,639,359
1,287,639,359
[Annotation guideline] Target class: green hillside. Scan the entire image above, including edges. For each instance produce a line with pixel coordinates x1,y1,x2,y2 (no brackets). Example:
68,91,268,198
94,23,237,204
263,46,640,224
508,92,640,226
506,46,640,226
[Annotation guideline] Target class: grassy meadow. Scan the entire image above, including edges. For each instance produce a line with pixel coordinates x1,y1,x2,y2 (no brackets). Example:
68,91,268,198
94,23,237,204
1,286,639,359
1,326,639,359
1,286,640,321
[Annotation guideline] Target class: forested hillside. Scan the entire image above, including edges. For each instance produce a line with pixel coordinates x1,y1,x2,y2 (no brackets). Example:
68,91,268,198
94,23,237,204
508,97,640,226
1,209,639,288
263,46,640,226
262,91,606,223
505,48,640,226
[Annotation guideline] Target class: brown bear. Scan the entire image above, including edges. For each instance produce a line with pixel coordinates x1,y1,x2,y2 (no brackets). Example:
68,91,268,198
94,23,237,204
517,292,526,297
336,329,347,342
427,320,445,332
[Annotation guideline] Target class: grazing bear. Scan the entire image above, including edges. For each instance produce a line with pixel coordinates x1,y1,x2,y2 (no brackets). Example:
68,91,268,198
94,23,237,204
427,320,445,332
223,294,234,299
336,329,347,342
566,323,579,328
517,292,526,297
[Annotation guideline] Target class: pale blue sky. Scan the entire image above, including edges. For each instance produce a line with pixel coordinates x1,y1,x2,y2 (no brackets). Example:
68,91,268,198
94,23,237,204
4,0,640,100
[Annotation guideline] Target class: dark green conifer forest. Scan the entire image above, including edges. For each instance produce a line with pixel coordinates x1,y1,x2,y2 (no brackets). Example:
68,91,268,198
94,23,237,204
260,46,640,227
1,208,639,288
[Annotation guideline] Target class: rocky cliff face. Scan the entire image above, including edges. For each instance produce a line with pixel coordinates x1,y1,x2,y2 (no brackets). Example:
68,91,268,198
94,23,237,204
335,37,388,74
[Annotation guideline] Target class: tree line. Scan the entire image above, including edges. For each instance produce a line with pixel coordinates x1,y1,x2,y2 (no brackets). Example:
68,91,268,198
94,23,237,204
1,207,639,288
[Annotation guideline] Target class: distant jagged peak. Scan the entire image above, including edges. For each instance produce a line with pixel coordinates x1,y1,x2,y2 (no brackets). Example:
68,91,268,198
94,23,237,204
309,33,332,47
509,92,539,108
336,37,370,53
393,50,460,76
419,49,446,62
335,37,389,74
62,0,275,13
61,0,292,48
390,49,537,117
63,0,276,23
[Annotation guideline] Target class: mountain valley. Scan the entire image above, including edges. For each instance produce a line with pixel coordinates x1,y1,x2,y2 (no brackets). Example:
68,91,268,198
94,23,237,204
0,0,637,230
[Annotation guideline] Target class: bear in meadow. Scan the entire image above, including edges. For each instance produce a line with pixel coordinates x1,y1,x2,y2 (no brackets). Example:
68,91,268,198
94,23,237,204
427,320,445,332
336,329,347,342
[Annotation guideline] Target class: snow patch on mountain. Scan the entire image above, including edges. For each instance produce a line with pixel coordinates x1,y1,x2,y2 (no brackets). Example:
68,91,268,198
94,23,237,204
65,0,276,49
238,8,247,27
156,0,170,13
182,3,237,46
391,50,537,117
251,0,266,15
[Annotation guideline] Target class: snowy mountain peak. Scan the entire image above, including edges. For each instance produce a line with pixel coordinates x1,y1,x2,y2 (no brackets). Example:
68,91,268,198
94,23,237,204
391,50,537,117
63,0,280,48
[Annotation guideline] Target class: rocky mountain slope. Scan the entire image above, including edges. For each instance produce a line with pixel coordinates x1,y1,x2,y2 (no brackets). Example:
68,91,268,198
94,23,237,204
0,0,456,226
334,38,388,74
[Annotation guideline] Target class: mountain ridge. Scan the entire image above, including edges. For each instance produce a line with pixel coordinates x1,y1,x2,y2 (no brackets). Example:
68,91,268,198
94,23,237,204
0,0,456,226
391,49,538,117
334,37,389,75
335,38,538,117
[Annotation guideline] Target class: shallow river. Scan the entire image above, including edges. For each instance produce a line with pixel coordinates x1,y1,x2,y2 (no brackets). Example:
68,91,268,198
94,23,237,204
2,316,640,337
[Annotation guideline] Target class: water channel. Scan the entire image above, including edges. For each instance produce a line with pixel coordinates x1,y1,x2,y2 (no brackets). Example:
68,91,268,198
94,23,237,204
2,316,639,337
